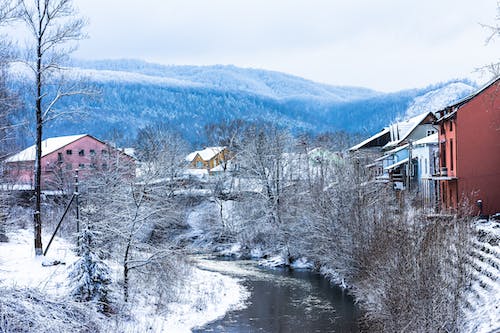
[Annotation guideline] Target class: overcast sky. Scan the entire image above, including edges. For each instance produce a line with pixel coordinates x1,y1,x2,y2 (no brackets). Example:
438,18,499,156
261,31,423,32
58,1,500,91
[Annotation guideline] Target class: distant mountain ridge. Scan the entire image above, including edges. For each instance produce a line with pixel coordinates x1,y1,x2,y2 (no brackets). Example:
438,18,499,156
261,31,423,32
11,59,477,146
69,59,381,102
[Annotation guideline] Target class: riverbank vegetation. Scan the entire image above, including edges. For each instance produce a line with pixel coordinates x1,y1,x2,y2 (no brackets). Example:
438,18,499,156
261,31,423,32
1,117,484,332
186,121,477,332
1,113,489,332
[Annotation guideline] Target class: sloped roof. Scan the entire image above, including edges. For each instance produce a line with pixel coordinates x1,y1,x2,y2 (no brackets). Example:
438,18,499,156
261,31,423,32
436,76,500,123
384,157,409,171
186,147,226,162
383,112,435,149
413,133,438,146
349,111,435,151
5,134,87,162
349,128,390,151
375,143,409,162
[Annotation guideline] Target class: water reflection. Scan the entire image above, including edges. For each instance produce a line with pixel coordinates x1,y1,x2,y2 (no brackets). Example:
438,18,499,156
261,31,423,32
193,258,359,333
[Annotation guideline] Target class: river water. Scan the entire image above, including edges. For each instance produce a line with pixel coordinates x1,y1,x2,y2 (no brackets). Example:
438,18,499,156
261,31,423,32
193,258,360,333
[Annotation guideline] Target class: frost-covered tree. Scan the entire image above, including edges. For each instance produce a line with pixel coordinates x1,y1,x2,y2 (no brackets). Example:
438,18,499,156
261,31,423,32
19,0,87,255
68,225,112,314
480,1,500,76
234,123,301,260
135,123,188,187
0,0,20,243
81,138,188,304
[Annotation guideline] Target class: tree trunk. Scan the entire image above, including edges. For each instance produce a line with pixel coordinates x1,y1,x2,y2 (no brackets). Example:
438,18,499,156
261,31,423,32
33,32,43,256
123,238,132,302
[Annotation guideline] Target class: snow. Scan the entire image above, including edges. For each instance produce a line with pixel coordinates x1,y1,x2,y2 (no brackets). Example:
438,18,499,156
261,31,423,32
413,132,438,146
383,112,433,149
69,59,381,102
349,128,390,151
384,157,409,171
0,229,78,296
0,228,250,332
121,262,249,333
159,265,249,332
183,168,209,178
464,220,500,333
185,147,226,162
5,134,87,162
405,82,476,118
290,257,314,269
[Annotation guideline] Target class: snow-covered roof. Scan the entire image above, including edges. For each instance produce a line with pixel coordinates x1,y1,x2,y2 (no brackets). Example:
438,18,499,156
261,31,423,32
349,128,390,151
5,134,87,162
118,147,136,158
384,157,409,171
349,111,434,152
383,112,435,149
413,133,438,146
186,147,226,162
375,145,408,163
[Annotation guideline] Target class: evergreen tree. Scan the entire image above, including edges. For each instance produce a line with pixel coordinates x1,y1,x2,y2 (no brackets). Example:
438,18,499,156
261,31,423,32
68,226,112,314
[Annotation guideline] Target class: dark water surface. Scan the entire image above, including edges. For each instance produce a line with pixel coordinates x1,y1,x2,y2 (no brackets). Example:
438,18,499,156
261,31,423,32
193,258,359,333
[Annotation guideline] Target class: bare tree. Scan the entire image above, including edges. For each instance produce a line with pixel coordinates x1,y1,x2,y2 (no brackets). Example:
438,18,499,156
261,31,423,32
479,1,500,77
0,0,21,243
135,123,189,188
234,123,302,260
19,0,86,255
81,137,188,305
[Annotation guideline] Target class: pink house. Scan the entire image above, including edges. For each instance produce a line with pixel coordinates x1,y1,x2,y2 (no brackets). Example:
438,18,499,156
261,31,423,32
3,134,135,190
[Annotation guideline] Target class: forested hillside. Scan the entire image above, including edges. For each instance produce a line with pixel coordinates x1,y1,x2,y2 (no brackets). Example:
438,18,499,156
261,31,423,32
11,60,476,145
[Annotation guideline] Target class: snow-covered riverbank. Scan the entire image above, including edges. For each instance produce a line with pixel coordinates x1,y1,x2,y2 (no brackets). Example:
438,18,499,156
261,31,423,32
0,228,250,332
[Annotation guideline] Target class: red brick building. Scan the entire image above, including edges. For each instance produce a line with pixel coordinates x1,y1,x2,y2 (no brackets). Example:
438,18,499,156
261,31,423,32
436,77,500,215
4,134,135,191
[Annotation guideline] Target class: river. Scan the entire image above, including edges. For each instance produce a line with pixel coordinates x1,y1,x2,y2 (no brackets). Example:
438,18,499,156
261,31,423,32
193,257,360,333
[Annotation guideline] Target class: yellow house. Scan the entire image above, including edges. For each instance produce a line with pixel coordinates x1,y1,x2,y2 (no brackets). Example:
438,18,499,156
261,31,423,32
186,147,229,171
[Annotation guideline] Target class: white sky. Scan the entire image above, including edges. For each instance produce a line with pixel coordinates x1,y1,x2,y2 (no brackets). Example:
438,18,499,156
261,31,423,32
15,0,500,92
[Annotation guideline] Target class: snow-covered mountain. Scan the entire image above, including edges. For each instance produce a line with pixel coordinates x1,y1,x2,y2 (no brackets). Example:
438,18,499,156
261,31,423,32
11,59,477,145
405,82,476,118
69,59,380,102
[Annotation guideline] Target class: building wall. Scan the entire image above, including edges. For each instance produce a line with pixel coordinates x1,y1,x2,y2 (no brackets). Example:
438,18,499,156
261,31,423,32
439,118,457,178
408,124,438,143
5,135,135,190
190,154,209,169
189,148,228,170
438,113,459,212
456,81,500,215
4,161,34,185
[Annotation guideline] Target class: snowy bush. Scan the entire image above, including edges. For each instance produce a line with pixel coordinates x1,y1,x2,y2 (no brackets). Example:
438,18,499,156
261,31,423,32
0,288,103,332
68,226,112,314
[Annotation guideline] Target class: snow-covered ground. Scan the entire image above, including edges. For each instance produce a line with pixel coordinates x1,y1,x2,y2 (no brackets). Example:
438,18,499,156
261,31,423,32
464,220,500,333
0,228,249,332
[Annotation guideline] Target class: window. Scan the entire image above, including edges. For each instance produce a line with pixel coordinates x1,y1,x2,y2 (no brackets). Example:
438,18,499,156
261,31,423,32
101,149,108,155
196,161,203,168
102,163,108,170
78,149,85,156
427,130,435,136
440,143,446,167
90,163,97,169
450,139,454,171
449,121,453,131
78,163,85,169
66,163,73,170
66,149,72,155
57,153,63,162
90,149,96,156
